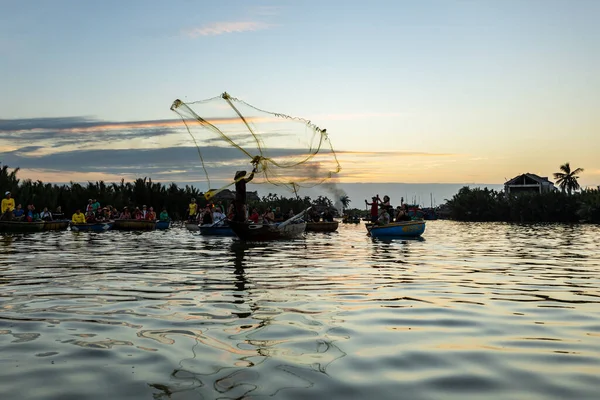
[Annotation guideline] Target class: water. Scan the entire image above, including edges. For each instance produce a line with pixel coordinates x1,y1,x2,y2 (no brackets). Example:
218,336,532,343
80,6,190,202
1,221,599,400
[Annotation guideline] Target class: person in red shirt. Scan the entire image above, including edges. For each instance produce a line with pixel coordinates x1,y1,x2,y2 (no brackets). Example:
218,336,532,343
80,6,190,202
249,208,260,223
146,207,156,220
365,196,380,223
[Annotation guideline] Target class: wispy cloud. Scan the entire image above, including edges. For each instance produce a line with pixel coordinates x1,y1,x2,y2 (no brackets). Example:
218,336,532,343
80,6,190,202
184,21,271,38
249,6,281,17
337,150,456,157
314,112,405,121
0,117,182,152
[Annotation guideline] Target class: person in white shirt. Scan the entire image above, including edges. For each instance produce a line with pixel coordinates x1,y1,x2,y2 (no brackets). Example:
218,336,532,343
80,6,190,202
40,207,53,221
85,199,93,213
212,207,226,226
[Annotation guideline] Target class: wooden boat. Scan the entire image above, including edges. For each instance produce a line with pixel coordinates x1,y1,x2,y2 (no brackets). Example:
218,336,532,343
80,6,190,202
43,220,70,231
185,222,200,232
305,221,339,232
113,219,156,231
228,208,311,241
342,215,361,224
199,224,235,236
155,220,171,230
366,220,426,238
70,221,114,232
229,220,306,240
0,220,45,233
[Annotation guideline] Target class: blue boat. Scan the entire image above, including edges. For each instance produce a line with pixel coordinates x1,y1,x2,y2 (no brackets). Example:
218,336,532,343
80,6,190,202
367,220,425,238
199,224,235,236
70,221,114,232
155,220,171,230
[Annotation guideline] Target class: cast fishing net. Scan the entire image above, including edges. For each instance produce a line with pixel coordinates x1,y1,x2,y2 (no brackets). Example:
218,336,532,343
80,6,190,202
171,92,341,200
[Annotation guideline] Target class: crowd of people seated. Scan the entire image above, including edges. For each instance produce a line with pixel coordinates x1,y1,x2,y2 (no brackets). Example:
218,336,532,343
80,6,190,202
72,200,169,224
1,192,170,225
72,200,170,224
188,200,301,226
0,191,64,222
308,208,335,222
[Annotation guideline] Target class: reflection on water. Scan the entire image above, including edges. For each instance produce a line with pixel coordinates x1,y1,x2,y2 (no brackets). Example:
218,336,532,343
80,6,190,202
1,222,599,399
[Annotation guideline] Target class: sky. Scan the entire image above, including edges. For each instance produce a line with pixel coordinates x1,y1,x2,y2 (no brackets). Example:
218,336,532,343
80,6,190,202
1,0,598,201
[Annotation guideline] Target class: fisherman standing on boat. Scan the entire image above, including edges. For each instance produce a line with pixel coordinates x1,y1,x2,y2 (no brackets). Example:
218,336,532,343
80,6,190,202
85,199,93,213
1,191,15,220
187,198,197,222
365,196,380,223
92,199,101,213
232,166,257,222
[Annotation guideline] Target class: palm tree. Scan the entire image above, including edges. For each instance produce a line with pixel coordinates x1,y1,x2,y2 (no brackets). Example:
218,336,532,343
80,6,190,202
340,195,351,213
554,162,584,195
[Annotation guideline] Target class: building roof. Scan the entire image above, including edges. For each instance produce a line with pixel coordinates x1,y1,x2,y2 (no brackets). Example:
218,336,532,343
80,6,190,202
504,173,554,186
210,189,260,201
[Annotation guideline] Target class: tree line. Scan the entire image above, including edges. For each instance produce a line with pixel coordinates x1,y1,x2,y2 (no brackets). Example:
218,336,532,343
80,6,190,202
443,162,599,223
0,165,343,220
444,187,600,223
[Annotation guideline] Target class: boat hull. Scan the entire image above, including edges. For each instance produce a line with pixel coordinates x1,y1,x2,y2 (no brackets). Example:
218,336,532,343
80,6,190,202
306,221,339,232
113,219,156,231
71,222,114,232
0,220,45,233
43,220,70,231
229,221,306,241
199,225,235,236
367,220,425,238
185,223,200,231
155,220,171,230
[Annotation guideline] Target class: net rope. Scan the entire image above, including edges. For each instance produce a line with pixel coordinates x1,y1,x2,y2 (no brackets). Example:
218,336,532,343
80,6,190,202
171,92,341,200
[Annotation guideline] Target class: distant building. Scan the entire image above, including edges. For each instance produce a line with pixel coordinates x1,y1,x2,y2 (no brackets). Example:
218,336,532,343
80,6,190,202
504,173,556,194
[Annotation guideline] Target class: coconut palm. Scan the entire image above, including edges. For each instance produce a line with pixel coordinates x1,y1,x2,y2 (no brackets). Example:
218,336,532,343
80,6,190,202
553,162,584,195
340,195,351,213
340,195,350,208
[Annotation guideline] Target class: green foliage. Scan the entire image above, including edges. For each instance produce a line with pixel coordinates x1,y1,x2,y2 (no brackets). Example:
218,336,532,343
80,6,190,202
340,195,351,209
445,186,600,223
250,193,312,214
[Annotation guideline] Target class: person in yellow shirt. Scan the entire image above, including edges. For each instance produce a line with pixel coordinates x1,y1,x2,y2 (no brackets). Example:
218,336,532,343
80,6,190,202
1,191,15,220
187,198,197,221
71,209,86,224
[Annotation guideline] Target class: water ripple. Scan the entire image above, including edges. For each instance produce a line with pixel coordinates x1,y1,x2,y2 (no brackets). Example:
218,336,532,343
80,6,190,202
1,221,599,399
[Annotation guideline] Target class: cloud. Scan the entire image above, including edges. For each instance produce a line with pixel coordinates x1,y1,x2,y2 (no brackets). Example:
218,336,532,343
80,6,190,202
184,21,271,38
0,117,182,133
336,150,455,157
0,115,349,158
0,117,183,151
250,6,281,17
314,112,405,121
0,145,330,181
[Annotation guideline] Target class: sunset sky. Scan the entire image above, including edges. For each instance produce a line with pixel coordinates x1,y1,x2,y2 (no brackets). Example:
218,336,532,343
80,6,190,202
1,0,598,193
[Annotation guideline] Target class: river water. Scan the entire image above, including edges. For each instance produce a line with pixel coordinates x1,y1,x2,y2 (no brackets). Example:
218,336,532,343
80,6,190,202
1,221,599,400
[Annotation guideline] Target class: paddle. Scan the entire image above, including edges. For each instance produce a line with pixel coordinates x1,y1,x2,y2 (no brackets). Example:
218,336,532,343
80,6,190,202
278,207,311,230
208,216,227,227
